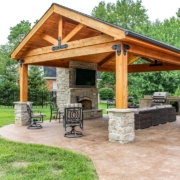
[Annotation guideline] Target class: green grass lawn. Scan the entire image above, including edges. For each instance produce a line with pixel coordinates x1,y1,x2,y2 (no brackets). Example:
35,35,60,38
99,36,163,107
0,105,100,180
98,103,108,114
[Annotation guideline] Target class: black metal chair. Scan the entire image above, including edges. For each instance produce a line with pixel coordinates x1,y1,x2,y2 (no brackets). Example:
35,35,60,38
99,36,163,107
63,107,83,138
26,104,45,129
49,103,63,123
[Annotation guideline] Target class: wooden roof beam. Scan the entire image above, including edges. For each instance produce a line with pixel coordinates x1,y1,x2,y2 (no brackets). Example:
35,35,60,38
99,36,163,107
98,62,180,73
24,41,119,64
58,15,63,38
128,63,180,73
98,53,115,67
24,34,115,58
128,43,180,66
29,61,69,68
62,23,85,43
128,54,140,65
125,36,180,57
41,33,57,45
141,57,154,63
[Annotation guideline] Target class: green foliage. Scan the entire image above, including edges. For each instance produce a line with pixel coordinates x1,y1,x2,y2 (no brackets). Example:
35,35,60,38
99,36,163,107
91,0,149,31
8,20,31,48
98,72,115,89
28,66,50,104
0,51,19,105
28,66,47,92
0,44,15,75
128,71,180,99
99,87,114,100
174,86,180,96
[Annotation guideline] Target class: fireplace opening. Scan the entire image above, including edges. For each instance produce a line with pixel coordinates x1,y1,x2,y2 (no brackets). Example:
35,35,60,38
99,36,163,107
78,100,92,110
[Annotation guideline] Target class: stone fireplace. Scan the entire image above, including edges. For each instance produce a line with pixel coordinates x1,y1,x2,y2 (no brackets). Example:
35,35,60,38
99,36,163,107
56,61,102,119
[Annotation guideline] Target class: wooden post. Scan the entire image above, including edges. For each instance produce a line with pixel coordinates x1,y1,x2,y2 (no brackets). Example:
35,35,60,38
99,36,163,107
115,44,128,109
20,63,28,102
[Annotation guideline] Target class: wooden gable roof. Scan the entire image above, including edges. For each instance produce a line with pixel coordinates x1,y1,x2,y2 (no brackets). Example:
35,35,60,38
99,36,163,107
11,3,180,73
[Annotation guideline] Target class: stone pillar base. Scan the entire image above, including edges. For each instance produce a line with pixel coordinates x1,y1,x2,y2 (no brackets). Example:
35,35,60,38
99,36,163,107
107,108,137,144
14,102,30,126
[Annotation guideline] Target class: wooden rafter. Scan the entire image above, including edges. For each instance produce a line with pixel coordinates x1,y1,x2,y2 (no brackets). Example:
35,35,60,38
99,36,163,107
62,23,85,43
98,53,115,67
141,57,154,63
58,15,63,38
128,54,140,65
41,33,57,45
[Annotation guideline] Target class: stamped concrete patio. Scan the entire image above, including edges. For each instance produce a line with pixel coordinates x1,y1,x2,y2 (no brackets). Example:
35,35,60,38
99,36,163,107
1,115,180,180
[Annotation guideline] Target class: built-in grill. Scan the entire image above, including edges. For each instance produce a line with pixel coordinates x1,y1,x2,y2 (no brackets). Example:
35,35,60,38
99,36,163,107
152,92,168,103
140,92,180,114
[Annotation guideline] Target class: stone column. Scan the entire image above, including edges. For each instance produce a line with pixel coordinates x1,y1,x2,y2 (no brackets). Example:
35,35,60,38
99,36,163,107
107,108,137,144
14,102,30,126
56,68,70,112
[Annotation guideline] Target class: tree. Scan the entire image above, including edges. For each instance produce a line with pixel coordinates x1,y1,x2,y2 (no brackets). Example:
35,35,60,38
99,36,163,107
0,43,19,92
91,0,149,31
28,66,49,105
8,20,31,48
98,72,115,90
28,66,48,92
0,44,14,75
128,71,180,100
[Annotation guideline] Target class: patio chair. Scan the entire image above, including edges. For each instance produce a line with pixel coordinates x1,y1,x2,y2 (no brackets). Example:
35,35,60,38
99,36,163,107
49,103,63,123
26,104,45,129
63,104,83,138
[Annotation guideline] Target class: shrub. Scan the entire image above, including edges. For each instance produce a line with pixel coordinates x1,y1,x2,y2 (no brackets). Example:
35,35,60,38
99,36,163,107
99,88,114,100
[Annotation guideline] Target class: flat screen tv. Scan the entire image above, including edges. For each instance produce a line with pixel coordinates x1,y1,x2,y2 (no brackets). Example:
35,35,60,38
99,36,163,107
75,68,96,86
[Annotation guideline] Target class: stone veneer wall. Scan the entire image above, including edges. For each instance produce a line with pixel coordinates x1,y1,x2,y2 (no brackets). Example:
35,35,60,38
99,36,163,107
69,61,97,88
56,68,70,111
108,108,136,144
14,102,29,126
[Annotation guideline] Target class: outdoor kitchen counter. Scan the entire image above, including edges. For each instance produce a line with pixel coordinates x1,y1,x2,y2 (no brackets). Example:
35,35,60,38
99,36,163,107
139,96,180,114
139,96,153,108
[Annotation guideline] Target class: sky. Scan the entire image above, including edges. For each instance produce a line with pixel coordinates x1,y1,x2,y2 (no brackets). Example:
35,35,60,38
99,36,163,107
0,0,180,45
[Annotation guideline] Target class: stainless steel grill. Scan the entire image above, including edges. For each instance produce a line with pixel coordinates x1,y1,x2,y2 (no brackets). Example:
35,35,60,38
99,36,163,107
152,92,168,103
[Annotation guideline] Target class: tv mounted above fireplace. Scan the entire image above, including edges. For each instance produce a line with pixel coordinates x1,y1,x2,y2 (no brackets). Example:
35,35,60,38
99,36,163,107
75,68,96,86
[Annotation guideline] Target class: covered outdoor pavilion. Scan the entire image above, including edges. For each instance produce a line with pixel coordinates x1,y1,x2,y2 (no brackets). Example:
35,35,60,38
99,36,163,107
11,3,180,143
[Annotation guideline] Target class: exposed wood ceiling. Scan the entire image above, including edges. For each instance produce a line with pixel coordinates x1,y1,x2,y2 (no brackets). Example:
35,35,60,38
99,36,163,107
10,3,180,73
